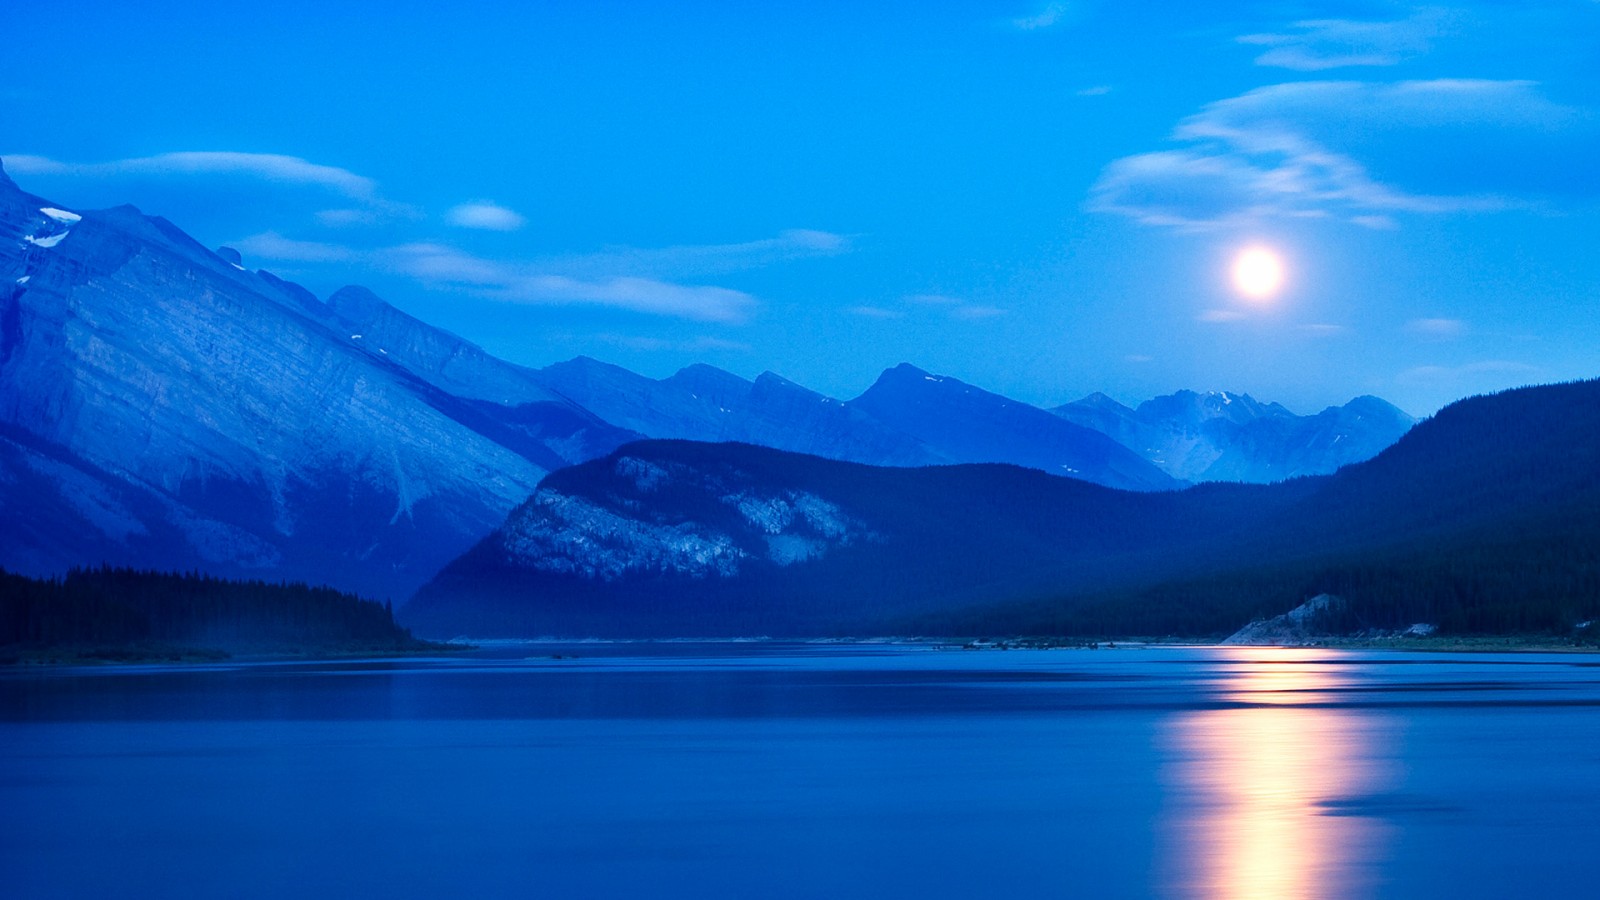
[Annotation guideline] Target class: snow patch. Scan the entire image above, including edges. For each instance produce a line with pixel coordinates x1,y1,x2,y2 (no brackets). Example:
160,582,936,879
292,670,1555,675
25,231,69,248
14,276,28,284
40,207,82,224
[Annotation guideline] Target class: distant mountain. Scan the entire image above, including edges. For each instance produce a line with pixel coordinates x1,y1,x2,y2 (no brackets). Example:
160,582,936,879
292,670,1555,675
406,379,1600,639
1052,389,1415,483
533,357,936,467
0,159,633,599
535,358,1181,490
851,364,1182,492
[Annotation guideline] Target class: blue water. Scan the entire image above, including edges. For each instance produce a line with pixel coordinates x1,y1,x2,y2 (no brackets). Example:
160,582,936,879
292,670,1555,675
4,644,1600,899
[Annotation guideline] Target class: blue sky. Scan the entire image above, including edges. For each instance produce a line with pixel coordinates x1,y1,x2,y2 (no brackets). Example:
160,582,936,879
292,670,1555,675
6,1,1599,415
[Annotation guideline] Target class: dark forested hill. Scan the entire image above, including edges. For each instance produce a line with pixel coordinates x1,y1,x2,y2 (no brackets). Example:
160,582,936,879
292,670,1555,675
406,379,1600,640
1,567,432,658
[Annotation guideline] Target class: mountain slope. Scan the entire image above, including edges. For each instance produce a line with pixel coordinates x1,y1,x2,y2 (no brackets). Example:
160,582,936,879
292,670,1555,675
406,379,1600,638
0,159,631,599
1053,389,1415,483
850,364,1182,491
534,357,939,466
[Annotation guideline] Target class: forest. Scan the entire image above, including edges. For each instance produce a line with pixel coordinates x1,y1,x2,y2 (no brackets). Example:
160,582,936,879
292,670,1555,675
0,566,438,659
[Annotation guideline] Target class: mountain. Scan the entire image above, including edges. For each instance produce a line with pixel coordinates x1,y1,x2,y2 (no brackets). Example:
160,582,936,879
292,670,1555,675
406,379,1600,639
533,357,936,467
850,364,1182,491
534,359,1184,491
0,159,633,599
1052,389,1416,483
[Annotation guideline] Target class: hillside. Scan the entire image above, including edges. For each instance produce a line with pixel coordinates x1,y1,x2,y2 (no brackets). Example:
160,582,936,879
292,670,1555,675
407,379,1600,639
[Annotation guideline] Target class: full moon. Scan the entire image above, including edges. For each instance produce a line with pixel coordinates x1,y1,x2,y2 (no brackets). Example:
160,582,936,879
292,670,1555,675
1231,246,1285,301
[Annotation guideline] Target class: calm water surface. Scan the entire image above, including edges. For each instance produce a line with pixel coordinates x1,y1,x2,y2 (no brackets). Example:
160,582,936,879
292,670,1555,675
4,644,1600,899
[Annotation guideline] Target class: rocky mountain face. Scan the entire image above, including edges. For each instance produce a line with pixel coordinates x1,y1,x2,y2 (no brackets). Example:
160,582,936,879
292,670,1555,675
0,160,632,599
850,364,1182,491
405,439,1270,637
1052,389,1416,483
407,379,1600,639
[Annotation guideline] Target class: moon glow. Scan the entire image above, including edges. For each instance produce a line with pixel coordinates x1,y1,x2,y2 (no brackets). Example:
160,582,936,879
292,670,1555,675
1232,246,1286,301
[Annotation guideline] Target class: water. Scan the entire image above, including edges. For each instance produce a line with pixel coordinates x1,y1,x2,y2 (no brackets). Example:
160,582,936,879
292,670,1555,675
4,644,1600,899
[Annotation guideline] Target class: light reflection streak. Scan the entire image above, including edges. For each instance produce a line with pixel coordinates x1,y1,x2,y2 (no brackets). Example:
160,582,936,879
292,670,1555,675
1160,649,1395,899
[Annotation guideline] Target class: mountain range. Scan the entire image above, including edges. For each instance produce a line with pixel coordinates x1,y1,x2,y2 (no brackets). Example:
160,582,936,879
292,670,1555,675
407,379,1600,639
1,155,1417,609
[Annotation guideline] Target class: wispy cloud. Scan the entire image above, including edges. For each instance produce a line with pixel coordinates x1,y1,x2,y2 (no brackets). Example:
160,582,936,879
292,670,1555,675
1091,79,1586,230
388,243,757,323
1396,359,1540,384
546,229,849,279
4,150,421,220
1299,322,1351,337
232,231,358,263
1238,9,1451,71
1011,2,1076,31
861,293,1008,321
1076,85,1114,97
446,200,526,231
951,305,1007,320
1198,308,1247,323
7,151,379,199
593,333,752,353
1406,317,1468,339
846,306,904,319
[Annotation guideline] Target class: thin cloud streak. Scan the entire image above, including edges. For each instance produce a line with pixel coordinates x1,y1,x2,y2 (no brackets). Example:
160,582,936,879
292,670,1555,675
1238,9,1451,71
6,151,380,199
544,229,850,279
388,243,757,323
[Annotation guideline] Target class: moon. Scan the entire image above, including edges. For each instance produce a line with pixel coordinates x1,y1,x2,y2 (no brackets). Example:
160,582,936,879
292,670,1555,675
1232,246,1285,301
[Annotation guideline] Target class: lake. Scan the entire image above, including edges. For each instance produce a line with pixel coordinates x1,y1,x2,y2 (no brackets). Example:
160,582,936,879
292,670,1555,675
4,644,1599,898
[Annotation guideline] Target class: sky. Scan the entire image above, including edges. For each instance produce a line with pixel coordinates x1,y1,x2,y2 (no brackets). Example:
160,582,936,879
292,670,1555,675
5,0,1599,416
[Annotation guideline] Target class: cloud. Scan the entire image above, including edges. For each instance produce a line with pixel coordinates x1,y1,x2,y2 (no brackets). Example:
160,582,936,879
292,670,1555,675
1125,354,1153,364
3,150,422,221
846,306,904,319
446,200,526,231
899,294,1006,320
1298,323,1351,337
1237,9,1450,70
1406,317,1468,339
950,305,1007,320
316,208,382,228
593,334,752,353
1198,308,1247,323
387,243,757,323
6,151,380,199
1091,79,1593,230
1076,85,1114,97
1396,359,1541,384
548,229,850,279
232,231,357,263
1011,2,1075,30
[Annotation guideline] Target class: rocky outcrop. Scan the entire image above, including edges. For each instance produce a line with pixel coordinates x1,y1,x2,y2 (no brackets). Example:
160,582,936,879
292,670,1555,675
1222,594,1347,645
